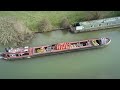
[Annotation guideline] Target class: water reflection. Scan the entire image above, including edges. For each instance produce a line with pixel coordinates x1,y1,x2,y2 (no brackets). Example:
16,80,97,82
61,29,68,35
42,31,52,37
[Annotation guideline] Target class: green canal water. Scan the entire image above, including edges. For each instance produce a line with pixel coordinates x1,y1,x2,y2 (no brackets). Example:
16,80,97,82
0,28,120,79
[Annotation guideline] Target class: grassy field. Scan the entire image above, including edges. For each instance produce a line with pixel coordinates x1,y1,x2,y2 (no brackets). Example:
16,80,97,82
0,11,86,31
0,11,117,46
0,11,114,32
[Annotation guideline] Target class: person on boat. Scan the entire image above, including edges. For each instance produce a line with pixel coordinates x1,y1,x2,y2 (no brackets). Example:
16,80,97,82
5,48,8,52
101,38,106,45
8,48,11,52
5,47,11,52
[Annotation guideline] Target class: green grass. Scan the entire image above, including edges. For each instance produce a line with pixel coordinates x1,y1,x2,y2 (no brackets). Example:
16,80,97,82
0,11,115,32
0,11,85,31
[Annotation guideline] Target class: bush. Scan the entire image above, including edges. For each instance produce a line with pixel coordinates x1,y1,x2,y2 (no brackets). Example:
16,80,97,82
111,11,120,17
38,18,53,32
84,11,102,21
0,17,34,47
60,17,70,29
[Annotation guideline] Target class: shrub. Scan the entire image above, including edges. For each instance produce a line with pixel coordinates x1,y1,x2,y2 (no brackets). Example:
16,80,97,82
84,11,102,21
38,18,53,32
0,17,34,47
111,11,120,17
60,17,70,29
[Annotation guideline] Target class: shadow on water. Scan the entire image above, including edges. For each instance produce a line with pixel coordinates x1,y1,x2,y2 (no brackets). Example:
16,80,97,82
42,29,69,37
61,29,68,35
41,31,52,37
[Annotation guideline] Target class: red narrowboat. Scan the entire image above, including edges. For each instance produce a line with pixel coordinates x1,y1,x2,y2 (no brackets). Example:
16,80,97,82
0,37,111,60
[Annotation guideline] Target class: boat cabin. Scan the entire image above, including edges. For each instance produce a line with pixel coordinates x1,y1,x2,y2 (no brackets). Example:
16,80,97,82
3,46,31,59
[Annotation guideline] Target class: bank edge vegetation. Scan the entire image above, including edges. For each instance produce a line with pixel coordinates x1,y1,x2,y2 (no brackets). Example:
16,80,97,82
0,11,119,46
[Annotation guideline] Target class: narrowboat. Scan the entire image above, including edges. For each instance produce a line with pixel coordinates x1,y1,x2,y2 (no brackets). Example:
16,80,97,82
0,37,111,60
70,17,120,33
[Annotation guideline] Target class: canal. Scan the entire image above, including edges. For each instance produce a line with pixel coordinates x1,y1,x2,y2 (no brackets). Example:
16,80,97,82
0,28,120,79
